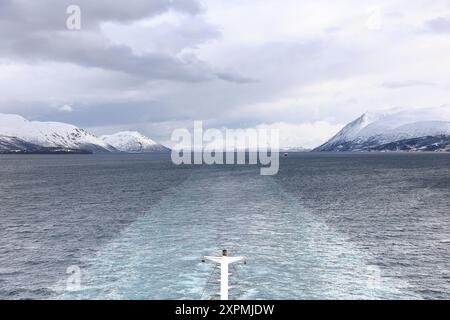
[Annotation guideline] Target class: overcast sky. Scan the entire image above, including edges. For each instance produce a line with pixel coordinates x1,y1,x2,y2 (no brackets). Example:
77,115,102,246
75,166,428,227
1,0,450,148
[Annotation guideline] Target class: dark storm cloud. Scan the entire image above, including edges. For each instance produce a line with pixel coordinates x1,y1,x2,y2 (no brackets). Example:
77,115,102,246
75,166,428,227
0,0,249,83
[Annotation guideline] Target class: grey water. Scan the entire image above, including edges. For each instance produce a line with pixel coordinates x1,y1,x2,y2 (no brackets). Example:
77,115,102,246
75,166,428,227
0,153,449,300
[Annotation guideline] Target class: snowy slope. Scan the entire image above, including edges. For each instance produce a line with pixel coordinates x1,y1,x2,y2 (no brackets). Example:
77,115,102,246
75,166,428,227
0,113,116,153
101,131,169,153
372,135,450,152
0,136,43,153
314,107,450,151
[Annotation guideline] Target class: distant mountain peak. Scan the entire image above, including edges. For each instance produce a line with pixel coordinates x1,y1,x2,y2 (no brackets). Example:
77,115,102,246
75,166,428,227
0,113,115,153
101,131,169,153
314,106,450,152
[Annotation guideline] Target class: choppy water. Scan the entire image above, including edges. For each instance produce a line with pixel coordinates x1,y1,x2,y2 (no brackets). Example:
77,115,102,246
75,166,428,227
0,153,449,299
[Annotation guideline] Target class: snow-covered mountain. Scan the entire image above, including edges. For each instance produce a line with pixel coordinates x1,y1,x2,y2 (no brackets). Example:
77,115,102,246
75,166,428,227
101,131,170,153
280,147,311,152
314,107,450,152
0,113,116,153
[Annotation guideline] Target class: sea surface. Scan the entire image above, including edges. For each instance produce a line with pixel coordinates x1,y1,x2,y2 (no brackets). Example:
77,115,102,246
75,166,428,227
0,153,449,300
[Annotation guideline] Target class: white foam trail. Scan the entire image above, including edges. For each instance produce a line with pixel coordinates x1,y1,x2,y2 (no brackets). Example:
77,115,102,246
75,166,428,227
56,168,420,300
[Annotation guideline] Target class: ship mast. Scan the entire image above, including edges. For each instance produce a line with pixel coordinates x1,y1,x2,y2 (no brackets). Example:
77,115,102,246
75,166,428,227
203,249,244,300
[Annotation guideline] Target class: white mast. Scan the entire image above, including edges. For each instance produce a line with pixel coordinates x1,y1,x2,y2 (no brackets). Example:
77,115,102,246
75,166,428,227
203,249,244,300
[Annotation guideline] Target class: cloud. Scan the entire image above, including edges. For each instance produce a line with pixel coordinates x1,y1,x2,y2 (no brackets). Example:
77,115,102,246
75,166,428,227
9,32,220,82
425,16,450,33
382,80,437,89
215,72,257,83
59,104,73,112
0,0,202,31
0,0,249,83
101,11,221,55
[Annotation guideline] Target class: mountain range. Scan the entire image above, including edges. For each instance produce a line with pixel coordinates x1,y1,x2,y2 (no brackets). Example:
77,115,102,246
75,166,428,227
2,107,450,154
0,113,169,154
314,107,450,152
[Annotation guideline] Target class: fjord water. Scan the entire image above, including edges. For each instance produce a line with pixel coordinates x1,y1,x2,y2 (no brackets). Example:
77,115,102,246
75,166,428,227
0,154,449,299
